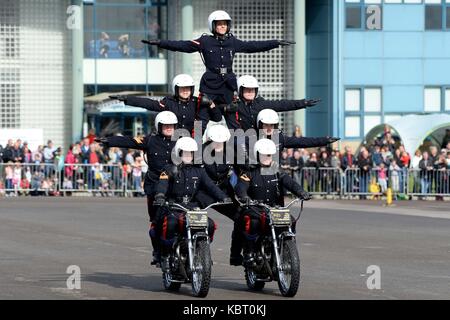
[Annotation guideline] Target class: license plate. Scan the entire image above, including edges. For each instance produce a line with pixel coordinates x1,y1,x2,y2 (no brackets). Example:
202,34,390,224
186,211,208,228
270,210,291,226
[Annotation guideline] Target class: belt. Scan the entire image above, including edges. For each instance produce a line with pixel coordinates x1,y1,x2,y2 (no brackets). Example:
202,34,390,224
208,67,233,75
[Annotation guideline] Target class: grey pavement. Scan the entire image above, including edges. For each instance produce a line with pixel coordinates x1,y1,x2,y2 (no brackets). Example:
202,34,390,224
0,197,449,300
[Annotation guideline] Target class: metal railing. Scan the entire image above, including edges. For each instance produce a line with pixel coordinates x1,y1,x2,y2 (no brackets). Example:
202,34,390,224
1,163,449,198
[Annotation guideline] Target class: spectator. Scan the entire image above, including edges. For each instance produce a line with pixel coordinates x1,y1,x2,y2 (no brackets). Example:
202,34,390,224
86,128,97,145
389,159,401,197
434,152,448,197
118,34,130,57
290,149,304,185
64,145,77,185
304,152,319,192
99,31,110,58
358,149,372,198
4,161,14,195
280,150,291,176
411,150,423,193
12,162,22,191
441,129,450,150
378,162,388,194
80,138,91,164
22,144,32,163
43,140,56,163
318,151,331,194
293,126,303,138
132,155,144,196
380,145,393,165
372,145,383,167
2,139,14,163
0,143,4,164
32,145,44,164
341,146,357,193
11,140,23,163
419,151,433,195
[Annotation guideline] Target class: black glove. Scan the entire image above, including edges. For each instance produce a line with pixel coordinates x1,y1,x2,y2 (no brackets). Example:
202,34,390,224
141,39,161,46
224,102,239,113
109,95,127,102
304,99,321,108
326,136,341,144
278,40,296,46
299,190,312,201
154,193,166,206
200,95,213,108
94,137,109,147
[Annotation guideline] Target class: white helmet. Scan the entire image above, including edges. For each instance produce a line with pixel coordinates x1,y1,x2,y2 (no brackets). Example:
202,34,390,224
205,124,231,143
208,10,232,34
174,137,198,156
171,74,195,98
237,75,259,99
253,138,277,160
257,109,279,128
155,111,178,133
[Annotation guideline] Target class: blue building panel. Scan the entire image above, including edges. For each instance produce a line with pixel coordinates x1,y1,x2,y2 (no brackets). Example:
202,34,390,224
384,59,423,85
383,5,424,32
383,32,423,58
383,86,423,113
308,59,331,86
343,59,383,85
423,33,450,58
423,60,450,85
344,32,383,59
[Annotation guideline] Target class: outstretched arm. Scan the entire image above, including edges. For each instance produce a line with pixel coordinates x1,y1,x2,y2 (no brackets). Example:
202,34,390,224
258,98,321,112
143,38,201,53
96,135,148,150
282,136,340,149
233,38,280,53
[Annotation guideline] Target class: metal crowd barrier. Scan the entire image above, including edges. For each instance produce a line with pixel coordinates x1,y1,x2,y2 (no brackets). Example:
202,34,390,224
406,168,450,197
0,163,60,196
61,164,125,195
1,163,449,198
300,168,342,196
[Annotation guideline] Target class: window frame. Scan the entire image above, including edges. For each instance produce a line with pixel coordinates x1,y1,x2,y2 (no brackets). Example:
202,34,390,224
344,86,384,139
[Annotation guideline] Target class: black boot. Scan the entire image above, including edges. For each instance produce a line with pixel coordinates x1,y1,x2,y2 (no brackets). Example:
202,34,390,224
229,230,243,266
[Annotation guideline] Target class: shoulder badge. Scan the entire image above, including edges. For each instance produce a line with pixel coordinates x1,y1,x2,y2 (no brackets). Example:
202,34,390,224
134,136,143,144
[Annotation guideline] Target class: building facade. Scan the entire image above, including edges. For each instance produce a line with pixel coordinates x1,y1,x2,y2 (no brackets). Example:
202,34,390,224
307,0,450,147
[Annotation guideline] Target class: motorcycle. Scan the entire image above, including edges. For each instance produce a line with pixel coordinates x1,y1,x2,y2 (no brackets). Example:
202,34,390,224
237,198,303,297
157,201,227,298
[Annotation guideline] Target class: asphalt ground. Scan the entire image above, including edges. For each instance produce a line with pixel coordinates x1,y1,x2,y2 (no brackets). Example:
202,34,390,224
0,197,449,300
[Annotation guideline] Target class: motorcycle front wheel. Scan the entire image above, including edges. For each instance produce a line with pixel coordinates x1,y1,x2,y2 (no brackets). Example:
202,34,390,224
277,239,300,297
191,239,211,298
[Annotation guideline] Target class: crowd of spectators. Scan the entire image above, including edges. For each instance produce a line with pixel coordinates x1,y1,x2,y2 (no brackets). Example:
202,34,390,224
1,127,449,198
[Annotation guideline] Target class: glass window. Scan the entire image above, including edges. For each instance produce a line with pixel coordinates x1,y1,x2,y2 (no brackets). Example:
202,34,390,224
346,6,362,29
446,6,450,29
345,117,361,138
364,88,381,112
425,5,443,30
424,88,441,112
95,0,147,4
84,4,93,30
95,6,146,31
345,89,361,111
445,89,450,111
85,32,147,58
364,115,381,135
